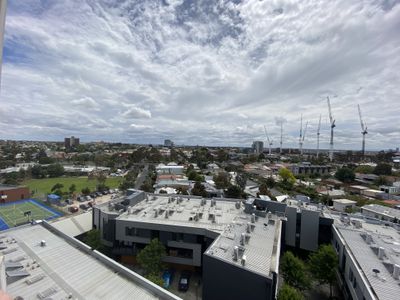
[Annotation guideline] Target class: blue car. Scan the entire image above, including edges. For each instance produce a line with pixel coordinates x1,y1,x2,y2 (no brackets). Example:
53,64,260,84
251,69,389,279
162,270,174,289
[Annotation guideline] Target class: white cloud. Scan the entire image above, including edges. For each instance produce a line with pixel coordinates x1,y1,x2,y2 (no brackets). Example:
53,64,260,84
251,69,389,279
1,0,399,149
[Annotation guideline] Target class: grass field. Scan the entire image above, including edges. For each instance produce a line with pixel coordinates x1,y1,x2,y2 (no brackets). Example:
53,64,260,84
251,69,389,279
23,176,123,196
0,199,61,230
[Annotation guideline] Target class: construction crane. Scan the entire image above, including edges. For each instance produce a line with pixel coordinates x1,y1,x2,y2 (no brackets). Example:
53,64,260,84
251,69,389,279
279,122,283,154
263,125,273,155
316,114,321,159
298,115,308,156
327,96,335,162
358,104,368,158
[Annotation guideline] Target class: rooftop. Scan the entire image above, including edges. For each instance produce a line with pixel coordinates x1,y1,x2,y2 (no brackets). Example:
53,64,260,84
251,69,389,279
333,216,400,300
1,223,178,300
333,199,357,205
205,213,281,277
362,204,400,219
116,195,243,234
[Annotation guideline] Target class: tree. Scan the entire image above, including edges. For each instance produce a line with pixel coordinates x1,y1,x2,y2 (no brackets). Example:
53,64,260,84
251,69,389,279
279,168,296,189
354,165,374,174
213,172,230,189
374,163,392,176
31,165,47,179
225,185,243,199
51,183,64,192
187,170,204,182
69,184,76,195
137,239,166,275
84,229,104,250
81,187,91,195
374,175,388,186
334,167,355,183
308,244,338,298
278,284,303,300
280,251,311,291
47,163,65,178
266,177,276,188
235,173,248,190
191,181,207,197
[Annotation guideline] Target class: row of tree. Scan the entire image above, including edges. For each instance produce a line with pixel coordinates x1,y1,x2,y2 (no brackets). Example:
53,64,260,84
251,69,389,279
278,245,338,300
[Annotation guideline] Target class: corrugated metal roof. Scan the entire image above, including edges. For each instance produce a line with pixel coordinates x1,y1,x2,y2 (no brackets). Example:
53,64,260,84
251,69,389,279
50,212,93,237
1,225,166,300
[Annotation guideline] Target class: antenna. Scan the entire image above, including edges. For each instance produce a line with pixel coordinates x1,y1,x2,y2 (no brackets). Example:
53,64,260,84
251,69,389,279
358,104,368,158
316,114,321,159
263,125,273,155
327,97,335,162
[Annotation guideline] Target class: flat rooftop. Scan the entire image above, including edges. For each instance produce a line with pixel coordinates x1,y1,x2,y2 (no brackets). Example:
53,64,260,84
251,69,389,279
332,215,400,300
362,204,400,219
205,213,281,277
333,199,357,204
1,223,178,300
116,195,243,234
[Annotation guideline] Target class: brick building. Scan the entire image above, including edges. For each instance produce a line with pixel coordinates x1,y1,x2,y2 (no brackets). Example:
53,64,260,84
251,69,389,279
0,184,30,203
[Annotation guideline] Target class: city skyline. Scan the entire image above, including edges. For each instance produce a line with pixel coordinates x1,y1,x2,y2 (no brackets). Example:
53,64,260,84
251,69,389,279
1,0,399,150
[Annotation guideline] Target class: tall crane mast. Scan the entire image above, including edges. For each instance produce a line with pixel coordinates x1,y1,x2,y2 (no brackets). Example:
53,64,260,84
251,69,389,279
316,114,321,159
263,125,273,155
279,122,283,154
299,115,308,156
327,96,336,162
358,104,368,158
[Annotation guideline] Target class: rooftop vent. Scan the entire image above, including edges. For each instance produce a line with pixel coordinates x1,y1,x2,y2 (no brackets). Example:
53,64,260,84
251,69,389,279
240,233,246,246
246,222,253,233
251,213,256,223
393,264,400,280
366,233,373,244
235,201,241,209
241,255,246,266
233,246,239,261
378,247,385,260
40,240,46,247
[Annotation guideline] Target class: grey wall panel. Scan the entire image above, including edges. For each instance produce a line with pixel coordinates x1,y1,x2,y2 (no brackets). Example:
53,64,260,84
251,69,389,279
299,210,319,251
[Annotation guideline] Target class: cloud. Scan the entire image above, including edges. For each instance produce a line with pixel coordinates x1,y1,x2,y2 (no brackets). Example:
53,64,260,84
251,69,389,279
122,106,152,119
71,97,100,110
1,0,399,149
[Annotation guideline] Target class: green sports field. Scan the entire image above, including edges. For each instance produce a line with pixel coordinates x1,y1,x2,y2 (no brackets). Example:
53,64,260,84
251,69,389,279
23,176,123,196
0,200,61,230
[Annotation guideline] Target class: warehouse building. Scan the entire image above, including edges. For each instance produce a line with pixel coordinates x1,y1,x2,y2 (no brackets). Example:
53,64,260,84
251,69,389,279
361,204,400,222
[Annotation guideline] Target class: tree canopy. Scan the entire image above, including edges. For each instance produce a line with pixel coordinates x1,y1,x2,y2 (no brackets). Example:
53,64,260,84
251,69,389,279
373,163,392,176
280,251,311,291
277,284,303,300
137,239,166,275
308,244,338,298
335,167,355,183
84,229,104,251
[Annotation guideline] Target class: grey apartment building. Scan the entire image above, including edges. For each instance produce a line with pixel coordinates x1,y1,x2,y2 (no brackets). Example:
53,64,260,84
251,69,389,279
93,190,337,300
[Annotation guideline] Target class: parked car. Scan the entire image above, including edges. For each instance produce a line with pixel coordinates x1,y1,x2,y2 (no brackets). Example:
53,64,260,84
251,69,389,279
77,196,84,202
102,190,109,195
85,195,92,201
69,206,79,213
178,271,191,292
162,269,175,289
79,203,90,210
96,192,103,197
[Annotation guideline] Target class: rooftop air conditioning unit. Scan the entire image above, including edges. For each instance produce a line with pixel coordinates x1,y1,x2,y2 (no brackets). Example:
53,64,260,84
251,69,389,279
241,255,246,266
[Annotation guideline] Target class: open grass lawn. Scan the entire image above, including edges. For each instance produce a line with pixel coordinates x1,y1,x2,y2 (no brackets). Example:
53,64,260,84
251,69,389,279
0,200,61,230
23,176,123,196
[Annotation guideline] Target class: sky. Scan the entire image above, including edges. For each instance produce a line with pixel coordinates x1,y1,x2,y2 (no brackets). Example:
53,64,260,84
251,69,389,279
1,0,399,150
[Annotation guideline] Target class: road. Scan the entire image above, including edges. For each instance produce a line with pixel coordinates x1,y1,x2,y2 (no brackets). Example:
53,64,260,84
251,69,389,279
135,164,149,189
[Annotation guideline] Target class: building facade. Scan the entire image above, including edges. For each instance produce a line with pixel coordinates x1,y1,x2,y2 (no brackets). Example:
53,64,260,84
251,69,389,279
64,136,80,149
252,141,264,154
0,184,30,203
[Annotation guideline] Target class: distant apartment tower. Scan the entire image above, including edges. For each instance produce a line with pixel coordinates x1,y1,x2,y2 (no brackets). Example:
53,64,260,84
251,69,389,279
164,139,173,147
64,136,80,149
252,141,264,154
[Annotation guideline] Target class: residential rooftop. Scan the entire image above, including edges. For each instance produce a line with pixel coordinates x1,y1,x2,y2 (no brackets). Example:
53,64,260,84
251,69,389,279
205,212,281,278
362,204,400,220
0,222,179,300
332,215,400,300
115,194,244,234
